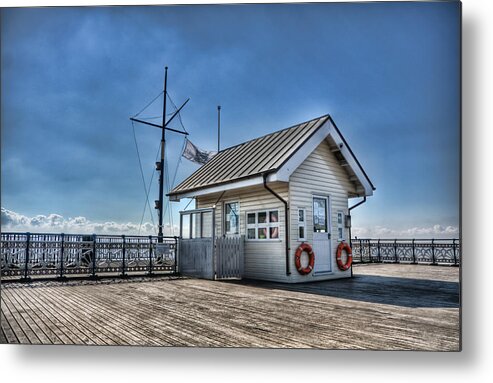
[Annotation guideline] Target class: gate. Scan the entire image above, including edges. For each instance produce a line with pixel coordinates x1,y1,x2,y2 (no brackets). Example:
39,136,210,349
179,208,244,280
216,236,244,279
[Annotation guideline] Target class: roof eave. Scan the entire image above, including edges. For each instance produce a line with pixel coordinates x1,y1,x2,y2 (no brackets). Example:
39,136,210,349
328,115,376,191
167,171,279,201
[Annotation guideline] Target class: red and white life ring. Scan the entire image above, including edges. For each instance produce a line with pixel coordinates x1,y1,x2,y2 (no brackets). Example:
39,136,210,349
336,241,352,271
295,243,315,275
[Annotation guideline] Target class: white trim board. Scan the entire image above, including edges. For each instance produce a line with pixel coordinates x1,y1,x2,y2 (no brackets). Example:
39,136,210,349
168,173,278,201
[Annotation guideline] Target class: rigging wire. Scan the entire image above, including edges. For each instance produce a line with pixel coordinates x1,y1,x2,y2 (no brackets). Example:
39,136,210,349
164,144,170,231
132,120,157,235
167,92,188,133
161,93,188,236
139,115,163,120
166,149,174,235
138,143,161,235
163,141,174,236
171,138,187,189
139,110,177,121
183,198,195,211
132,90,189,237
162,137,187,236
133,90,164,118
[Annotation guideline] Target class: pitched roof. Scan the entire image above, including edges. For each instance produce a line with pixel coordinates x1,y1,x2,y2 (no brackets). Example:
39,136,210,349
169,115,330,196
168,114,375,198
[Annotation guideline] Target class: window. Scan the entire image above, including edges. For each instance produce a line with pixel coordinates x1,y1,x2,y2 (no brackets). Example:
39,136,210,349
313,197,328,233
182,214,190,239
298,208,306,241
201,211,213,238
191,213,201,239
224,202,239,235
180,210,213,239
246,210,280,240
337,211,345,241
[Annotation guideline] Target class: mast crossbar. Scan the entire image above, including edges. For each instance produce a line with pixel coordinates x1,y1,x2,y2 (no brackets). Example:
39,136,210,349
129,117,189,136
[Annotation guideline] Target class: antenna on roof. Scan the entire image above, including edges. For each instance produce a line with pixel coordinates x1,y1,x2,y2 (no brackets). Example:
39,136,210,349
217,105,221,152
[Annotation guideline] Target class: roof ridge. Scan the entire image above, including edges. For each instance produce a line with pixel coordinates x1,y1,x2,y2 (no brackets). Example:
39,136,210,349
216,113,330,153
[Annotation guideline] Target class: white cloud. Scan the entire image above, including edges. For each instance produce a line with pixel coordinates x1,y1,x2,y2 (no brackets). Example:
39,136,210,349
352,224,459,239
1,207,458,239
1,207,178,236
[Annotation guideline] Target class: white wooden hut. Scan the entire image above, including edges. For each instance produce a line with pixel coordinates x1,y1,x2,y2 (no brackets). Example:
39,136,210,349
168,114,374,283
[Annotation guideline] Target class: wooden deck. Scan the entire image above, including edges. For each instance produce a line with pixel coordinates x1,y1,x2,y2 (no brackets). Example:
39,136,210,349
0,264,460,350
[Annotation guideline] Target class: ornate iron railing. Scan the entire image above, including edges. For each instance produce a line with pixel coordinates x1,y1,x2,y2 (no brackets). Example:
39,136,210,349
1,232,178,280
351,238,460,266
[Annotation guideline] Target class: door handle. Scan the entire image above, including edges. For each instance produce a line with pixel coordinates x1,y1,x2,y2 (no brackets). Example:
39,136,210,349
328,233,331,240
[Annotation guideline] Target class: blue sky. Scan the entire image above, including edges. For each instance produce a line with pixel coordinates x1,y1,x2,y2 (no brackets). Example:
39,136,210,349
1,2,460,238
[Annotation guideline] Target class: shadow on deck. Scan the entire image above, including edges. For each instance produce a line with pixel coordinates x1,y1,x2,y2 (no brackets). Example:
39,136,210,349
232,273,459,309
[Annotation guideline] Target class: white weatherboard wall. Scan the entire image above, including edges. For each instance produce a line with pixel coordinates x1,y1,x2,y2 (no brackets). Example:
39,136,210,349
288,139,357,283
195,139,359,283
196,182,290,282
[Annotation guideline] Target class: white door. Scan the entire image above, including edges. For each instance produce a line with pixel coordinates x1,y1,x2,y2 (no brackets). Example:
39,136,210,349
312,195,332,273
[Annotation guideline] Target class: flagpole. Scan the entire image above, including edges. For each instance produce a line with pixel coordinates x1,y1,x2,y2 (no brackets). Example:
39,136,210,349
217,105,221,152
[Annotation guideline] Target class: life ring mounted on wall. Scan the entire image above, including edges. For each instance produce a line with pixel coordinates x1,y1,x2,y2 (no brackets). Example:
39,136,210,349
295,243,315,275
336,241,352,271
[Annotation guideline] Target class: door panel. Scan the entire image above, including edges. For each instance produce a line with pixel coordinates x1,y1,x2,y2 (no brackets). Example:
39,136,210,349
312,196,332,273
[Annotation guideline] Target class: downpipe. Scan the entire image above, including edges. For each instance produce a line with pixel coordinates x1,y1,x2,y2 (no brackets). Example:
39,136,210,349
262,173,291,276
348,196,367,277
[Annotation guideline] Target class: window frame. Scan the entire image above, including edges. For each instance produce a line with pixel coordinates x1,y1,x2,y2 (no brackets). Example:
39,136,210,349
223,200,240,236
337,210,345,241
313,196,329,233
245,209,281,241
297,208,307,241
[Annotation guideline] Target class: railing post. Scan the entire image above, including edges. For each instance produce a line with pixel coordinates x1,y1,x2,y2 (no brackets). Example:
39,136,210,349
431,238,436,265
121,235,127,277
453,238,458,266
91,234,97,279
174,236,179,274
22,232,31,282
367,240,372,263
190,213,193,239
180,213,183,238
148,235,153,276
394,239,398,263
59,233,65,279
412,239,416,264
42,234,46,265
360,238,363,263
200,212,203,239
377,239,381,262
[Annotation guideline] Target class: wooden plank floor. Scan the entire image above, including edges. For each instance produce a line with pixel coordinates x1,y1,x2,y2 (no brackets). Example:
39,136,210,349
0,264,460,350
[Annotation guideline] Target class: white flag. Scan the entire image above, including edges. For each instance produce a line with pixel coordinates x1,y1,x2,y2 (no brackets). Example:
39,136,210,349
182,138,217,165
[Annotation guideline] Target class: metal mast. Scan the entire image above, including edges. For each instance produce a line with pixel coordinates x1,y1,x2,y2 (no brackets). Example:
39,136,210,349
157,67,168,242
130,67,189,243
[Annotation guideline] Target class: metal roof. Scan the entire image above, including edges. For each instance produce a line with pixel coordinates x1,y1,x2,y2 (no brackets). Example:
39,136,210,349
169,114,376,198
169,114,331,196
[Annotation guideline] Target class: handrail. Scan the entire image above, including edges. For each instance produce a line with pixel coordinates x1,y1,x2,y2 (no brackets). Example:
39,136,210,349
1,231,177,239
351,238,460,266
1,232,178,281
